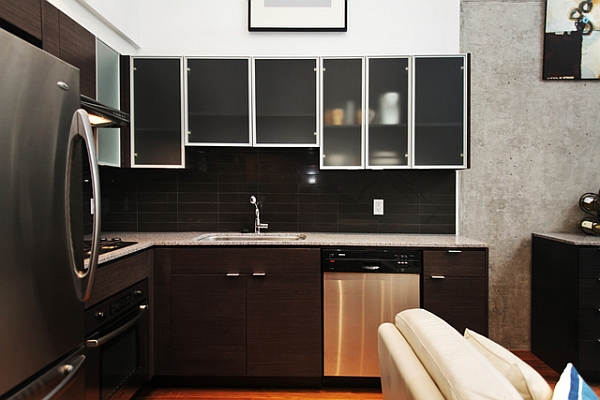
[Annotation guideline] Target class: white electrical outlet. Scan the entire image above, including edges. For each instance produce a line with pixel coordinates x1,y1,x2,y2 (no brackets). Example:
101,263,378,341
373,199,384,215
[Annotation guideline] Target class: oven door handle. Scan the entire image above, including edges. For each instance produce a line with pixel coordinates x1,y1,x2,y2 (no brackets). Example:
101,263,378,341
85,304,148,348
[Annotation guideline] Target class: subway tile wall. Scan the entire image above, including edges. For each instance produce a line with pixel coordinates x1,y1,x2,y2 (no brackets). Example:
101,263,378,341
99,148,456,234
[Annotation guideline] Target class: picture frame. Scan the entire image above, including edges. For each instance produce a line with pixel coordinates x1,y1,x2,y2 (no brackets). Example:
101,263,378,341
248,0,347,32
543,0,600,80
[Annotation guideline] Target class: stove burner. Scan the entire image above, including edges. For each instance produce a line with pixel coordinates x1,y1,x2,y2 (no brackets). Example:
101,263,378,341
84,237,137,259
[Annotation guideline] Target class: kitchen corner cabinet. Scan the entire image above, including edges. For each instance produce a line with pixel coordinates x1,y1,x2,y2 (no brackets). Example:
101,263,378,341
186,57,252,146
0,0,42,42
153,247,322,379
422,249,488,335
321,57,365,169
532,236,600,381
253,57,319,147
413,55,468,168
131,57,184,168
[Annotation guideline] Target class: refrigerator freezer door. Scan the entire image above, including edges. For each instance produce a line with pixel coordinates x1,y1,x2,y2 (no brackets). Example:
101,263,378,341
0,30,85,397
7,348,86,400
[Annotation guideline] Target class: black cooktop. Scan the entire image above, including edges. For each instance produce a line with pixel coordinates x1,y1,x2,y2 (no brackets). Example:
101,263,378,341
84,237,137,259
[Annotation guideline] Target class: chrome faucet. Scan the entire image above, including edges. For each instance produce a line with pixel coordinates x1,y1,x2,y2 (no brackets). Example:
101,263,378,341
250,195,268,233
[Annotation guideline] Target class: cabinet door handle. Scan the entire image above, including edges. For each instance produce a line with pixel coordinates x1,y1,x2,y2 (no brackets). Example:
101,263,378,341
431,275,446,279
253,272,266,277
226,273,240,277
447,250,462,253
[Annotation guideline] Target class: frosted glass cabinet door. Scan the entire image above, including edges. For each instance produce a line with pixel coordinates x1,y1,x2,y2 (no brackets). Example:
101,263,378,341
413,55,468,168
96,39,121,167
253,58,318,146
321,57,364,169
186,58,251,146
132,57,184,167
367,57,410,168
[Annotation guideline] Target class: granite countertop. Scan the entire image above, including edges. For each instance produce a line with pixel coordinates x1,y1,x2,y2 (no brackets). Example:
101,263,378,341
96,232,488,264
533,232,600,246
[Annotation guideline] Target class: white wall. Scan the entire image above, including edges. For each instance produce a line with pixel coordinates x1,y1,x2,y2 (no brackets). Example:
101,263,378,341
48,0,460,56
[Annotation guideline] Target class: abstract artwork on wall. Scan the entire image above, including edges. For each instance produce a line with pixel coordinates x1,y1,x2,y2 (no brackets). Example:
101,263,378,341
544,0,600,79
248,0,347,31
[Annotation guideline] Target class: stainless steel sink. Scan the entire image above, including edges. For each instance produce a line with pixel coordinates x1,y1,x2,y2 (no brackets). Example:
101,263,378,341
194,233,307,242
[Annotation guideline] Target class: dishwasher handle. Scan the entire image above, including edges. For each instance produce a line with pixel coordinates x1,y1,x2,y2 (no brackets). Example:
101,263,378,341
362,265,380,271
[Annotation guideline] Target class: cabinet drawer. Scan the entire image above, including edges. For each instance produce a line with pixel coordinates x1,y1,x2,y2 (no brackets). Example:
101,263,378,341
171,247,321,274
580,309,600,339
422,276,487,333
580,247,600,278
579,279,600,308
578,340,600,376
85,251,150,308
423,249,487,276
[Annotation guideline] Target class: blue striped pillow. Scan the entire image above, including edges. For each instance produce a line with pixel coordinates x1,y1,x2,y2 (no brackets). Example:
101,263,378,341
552,363,598,400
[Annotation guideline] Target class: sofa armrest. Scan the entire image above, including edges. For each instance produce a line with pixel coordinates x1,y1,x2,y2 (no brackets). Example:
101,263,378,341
378,323,445,400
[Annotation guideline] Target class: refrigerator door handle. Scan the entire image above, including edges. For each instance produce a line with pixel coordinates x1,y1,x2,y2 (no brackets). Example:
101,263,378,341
66,109,101,302
8,353,86,400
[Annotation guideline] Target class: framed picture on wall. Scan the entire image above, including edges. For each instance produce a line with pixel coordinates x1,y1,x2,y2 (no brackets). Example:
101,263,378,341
543,0,600,79
248,0,347,32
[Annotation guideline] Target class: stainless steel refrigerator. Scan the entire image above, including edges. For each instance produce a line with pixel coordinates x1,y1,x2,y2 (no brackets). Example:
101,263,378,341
0,29,101,399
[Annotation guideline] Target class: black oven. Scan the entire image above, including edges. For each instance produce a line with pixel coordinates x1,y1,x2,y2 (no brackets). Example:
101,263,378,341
84,279,149,400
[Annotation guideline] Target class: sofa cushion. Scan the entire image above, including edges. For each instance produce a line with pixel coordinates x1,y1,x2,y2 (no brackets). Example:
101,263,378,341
465,328,553,400
395,308,522,400
378,322,445,400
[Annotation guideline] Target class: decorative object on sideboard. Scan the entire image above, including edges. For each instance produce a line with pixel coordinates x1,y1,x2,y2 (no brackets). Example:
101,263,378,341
579,189,600,235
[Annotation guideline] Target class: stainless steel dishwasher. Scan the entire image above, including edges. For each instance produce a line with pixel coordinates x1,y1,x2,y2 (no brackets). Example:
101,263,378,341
322,248,421,378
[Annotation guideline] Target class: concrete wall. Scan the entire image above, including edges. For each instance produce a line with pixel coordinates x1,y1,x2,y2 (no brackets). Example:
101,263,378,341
459,0,600,348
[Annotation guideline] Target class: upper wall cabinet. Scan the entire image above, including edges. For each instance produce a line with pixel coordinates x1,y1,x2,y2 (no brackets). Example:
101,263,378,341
413,55,468,169
131,57,184,168
186,57,252,146
96,39,122,167
321,54,469,170
253,57,319,147
321,57,364,169
367,56,410,169
0,0,42,41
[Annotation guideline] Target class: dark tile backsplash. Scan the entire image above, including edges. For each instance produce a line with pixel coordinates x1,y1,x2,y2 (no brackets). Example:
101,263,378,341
99,147,456,234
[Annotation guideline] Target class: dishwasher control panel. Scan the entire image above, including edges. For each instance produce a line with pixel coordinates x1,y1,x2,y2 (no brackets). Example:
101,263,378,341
322,248,422,273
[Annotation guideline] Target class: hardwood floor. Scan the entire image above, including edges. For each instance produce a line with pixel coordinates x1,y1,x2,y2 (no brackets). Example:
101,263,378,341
134,352,600,399
133,387,382,400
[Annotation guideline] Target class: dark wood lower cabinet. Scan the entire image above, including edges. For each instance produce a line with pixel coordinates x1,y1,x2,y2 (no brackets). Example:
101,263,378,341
422,249,488,335
532,235,600,381
171,274,246,376
154,247,322,380
247,273,322,377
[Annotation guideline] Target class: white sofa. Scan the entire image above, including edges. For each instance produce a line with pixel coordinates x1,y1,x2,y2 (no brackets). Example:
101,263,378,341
378,308,555,400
